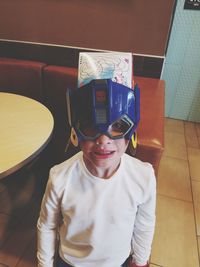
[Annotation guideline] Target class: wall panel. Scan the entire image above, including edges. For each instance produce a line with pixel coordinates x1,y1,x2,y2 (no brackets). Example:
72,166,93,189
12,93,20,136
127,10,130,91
0,0,176,56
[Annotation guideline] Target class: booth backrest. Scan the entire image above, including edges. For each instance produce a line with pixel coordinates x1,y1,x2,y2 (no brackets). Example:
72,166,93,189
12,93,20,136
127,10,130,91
0,58,46,101
134,77,165,174
42,66,78,163
43,66,78,129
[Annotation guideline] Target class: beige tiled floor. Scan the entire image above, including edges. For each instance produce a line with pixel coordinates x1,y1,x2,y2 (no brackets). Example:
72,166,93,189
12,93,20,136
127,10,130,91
150,118,200,267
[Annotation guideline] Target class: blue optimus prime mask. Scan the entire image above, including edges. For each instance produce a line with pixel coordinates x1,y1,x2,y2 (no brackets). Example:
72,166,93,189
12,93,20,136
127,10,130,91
67,79,140,141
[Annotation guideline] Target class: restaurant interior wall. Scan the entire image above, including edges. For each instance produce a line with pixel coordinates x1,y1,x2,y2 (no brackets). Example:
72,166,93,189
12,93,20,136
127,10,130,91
0,0,175,56
0,0,176,78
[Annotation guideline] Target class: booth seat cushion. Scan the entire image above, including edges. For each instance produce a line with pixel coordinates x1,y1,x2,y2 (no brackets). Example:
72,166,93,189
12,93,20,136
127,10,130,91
0,58,46,101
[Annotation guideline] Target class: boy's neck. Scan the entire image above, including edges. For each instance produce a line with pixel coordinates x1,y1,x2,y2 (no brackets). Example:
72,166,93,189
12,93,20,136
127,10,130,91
83,156,121,179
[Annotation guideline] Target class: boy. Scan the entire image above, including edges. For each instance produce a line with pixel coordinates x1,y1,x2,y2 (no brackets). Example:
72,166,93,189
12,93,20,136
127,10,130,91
37,79,156,267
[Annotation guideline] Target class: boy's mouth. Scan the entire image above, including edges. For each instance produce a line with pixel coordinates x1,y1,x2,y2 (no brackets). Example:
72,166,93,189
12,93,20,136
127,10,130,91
94,150,115,157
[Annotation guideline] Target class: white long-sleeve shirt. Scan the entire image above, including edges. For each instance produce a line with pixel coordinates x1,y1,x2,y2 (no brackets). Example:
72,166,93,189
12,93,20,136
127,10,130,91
37,152,156,267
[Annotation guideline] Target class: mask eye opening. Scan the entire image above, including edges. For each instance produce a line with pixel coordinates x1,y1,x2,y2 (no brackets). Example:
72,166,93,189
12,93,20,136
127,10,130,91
75,115,134,141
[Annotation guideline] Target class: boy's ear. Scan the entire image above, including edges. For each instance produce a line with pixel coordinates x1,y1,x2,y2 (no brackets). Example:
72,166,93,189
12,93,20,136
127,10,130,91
70,128,79,147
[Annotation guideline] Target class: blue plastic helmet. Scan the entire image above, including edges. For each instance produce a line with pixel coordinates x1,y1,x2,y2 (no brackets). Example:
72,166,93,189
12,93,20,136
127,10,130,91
67,79,140,141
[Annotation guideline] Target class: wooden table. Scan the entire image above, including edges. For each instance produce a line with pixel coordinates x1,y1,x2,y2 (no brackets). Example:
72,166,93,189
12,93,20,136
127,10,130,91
0,93,54,179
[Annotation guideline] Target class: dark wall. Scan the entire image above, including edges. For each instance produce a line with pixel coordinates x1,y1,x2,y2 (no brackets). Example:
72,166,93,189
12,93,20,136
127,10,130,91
0,0,176,56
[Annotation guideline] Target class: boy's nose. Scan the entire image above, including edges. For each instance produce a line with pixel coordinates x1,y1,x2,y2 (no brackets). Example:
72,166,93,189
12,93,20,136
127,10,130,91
95,134,113,145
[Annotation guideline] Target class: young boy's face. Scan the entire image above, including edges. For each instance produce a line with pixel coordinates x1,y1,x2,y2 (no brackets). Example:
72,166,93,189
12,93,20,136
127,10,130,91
79,135,129,179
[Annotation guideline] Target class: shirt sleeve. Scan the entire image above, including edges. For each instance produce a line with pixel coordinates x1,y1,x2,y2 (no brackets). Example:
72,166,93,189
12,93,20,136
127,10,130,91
37,169,62,267
131,166,156,266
